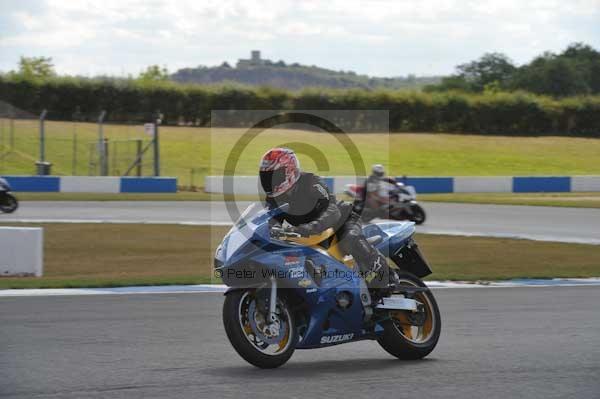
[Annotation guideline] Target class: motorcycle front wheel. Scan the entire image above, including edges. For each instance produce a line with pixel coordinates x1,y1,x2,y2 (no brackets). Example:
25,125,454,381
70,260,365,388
0,193,18,213
409,204,426,225
223,289,298,368
377,271,441,360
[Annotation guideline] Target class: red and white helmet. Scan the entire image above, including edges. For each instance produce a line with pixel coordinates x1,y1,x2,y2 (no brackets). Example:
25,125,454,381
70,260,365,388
259,148,301,197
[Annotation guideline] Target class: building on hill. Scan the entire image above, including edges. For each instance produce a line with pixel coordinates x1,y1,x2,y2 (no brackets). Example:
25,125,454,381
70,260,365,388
237,50,265,67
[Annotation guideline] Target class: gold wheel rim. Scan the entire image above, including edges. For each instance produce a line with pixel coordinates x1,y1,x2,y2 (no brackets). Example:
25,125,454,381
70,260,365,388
390,280,435,344
238,291,293,355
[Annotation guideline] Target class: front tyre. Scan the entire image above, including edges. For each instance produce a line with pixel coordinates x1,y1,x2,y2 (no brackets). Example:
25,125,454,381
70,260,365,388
377,272,441,360
409,204,426,225
223,289,297,368
0,194,18,213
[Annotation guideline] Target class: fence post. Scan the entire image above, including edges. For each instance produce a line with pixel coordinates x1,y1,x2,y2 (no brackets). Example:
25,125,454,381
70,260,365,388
9,118,14,149
98,110,107,176
0,119,4,173
136,139,142,176
72,130,77,175
39,109,47,163
104,138,109,175
153,113,161,176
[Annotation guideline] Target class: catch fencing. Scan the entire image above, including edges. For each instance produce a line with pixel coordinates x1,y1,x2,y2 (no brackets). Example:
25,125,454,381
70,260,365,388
0,105,160,179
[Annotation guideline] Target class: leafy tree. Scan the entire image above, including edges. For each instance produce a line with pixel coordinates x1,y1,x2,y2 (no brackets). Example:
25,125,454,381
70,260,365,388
424,53,516,93
426,43,600,96
562,42,599,61
456,52,516,91
137,65,169,82
510,54,589,97
559,42,600,93
16,56,55,81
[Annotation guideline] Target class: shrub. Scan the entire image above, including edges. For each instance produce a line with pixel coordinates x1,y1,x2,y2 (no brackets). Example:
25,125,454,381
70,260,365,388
0,76,598,136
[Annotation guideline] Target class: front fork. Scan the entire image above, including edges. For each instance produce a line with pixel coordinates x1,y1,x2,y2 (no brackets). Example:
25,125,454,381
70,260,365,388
268,276,278,323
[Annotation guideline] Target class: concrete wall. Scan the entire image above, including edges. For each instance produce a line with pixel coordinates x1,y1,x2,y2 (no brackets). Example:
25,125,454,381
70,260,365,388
0,227,43,277
453,177,513,193
571,176,600,192
205,175,600,194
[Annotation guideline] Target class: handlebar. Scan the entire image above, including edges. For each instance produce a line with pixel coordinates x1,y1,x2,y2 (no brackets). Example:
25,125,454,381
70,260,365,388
270,226,336,246
270,226,303,240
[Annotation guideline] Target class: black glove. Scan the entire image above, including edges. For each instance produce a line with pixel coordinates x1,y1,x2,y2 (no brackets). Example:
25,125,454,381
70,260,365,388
294,222,319,237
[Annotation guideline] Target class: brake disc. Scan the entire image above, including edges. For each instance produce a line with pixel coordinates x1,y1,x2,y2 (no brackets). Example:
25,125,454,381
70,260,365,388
248,300,288,345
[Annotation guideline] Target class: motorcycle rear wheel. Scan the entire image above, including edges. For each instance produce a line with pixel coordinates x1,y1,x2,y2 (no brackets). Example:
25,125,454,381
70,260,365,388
223,289,298,368
377,271,441,360
0,194,18,213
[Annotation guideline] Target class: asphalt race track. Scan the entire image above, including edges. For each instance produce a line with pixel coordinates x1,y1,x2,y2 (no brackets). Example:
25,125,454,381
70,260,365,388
2,201,599,398
1,287,599,399
3,201,600,244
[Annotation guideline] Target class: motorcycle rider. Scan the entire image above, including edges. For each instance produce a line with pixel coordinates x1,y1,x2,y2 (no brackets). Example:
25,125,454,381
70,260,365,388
259,148,396,295
355,164,393,217
365,164,386,207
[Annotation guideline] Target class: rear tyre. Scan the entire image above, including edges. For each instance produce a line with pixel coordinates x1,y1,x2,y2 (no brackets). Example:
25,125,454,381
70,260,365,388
0,194,18,213
377,271,441,360
223,289,297,369
409,204,426,225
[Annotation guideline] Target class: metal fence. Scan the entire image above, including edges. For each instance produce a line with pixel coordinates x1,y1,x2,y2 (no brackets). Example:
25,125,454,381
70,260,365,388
0,109,159,178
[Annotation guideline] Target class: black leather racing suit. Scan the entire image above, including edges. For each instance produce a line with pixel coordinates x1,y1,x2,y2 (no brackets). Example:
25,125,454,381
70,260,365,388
265,172,390,288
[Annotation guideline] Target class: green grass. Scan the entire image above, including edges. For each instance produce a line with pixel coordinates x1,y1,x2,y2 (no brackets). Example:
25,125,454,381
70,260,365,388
0,276,214,289
0,223,599,289
2,119,600,186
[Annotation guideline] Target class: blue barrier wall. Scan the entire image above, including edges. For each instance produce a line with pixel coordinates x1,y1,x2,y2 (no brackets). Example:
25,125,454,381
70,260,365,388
1,176,177,193
3,176,60,192
120,177,178,193
203,175,600,194
513,177,571,193
396,177,454,194
4,175,599,194
322,177,335,193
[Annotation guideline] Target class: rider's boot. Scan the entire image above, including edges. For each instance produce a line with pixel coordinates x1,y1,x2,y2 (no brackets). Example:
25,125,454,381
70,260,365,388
361,252,396,299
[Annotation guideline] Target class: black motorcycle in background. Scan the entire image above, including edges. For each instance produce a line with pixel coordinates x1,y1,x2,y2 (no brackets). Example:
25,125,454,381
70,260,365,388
0,177,18,214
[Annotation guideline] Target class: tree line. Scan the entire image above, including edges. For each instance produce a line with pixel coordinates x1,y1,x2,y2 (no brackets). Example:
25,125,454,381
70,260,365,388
425,43,600,97
0,49,599,136
1,76,598,136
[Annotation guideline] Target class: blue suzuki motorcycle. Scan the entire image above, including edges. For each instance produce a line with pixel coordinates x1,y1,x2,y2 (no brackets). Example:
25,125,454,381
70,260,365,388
215,203,441,368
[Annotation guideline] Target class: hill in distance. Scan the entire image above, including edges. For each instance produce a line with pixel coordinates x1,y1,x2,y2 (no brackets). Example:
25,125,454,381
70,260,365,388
171,50,441,90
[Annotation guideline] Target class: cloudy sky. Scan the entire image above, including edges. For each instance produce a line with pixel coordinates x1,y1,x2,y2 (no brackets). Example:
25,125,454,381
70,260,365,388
1,0,599,77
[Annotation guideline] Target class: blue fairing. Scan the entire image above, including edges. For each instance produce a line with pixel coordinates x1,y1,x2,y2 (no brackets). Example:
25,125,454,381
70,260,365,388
215,204,415,349
362,221,416,257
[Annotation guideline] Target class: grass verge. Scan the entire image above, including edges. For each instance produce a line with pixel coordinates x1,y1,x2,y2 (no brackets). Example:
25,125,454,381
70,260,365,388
14,191,600,209
1,223,599,289
420,192,600,209
2,121,600,185
14,191,256,202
